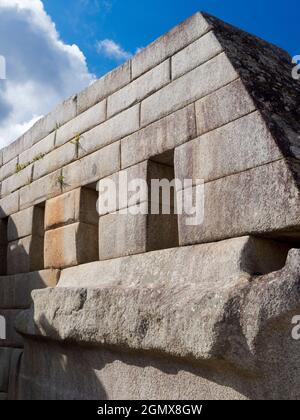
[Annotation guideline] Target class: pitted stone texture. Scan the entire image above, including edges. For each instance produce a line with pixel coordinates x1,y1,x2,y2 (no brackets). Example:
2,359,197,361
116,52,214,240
8,206,44,242
59,236,290,289
45,188,98,230
175,111,282,185
121,104,196,169
107,60,170,118
0,157,18,182
0,270,60,309
7,235,44,275
141,52,238,127
178,159,300,246
132,13,211,79
44,223,98,269
16,249,300,400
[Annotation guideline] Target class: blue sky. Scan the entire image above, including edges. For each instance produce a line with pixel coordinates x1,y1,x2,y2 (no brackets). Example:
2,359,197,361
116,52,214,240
43,0,300,77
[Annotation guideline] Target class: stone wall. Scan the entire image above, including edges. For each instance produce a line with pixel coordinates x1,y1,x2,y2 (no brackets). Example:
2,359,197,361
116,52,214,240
0,12,300,400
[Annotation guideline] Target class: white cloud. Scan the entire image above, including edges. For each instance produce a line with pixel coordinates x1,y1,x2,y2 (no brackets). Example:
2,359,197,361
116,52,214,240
0,0,95,148
96,39,132,61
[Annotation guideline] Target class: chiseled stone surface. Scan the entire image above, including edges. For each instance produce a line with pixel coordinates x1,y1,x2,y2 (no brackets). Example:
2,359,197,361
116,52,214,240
1,164,32,197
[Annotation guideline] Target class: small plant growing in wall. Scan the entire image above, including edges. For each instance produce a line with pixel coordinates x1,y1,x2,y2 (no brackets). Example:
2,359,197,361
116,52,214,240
57,175,66,188
15,162,30,173
33,153,45,162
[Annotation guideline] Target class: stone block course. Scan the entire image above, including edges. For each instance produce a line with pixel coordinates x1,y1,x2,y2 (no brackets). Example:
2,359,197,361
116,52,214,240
131,13,211,79
19,132,55,167
62,141,120,193
141,52,238,127
0,309,24,348
107,60,170,118
121,105,196,169
1,164,32,197
7,206,44,242
77,61,131,115
55,100,107,148
44,223,98,269
32,141,76,181
19,169,61,211
0,191,19,218
0,157,18,182
175,111,282,185
172,31,223,79
45,188,98,230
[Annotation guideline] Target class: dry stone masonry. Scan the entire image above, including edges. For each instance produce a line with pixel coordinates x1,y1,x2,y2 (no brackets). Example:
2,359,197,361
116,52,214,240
0,12,300,400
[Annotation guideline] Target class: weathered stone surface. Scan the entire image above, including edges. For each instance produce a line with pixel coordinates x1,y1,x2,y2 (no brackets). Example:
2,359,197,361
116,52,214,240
77,61,131,115
55,100,107,148
7,235,44,275
19,132,55,167
19,169,61,210
121,104,196,169
0,190,19,218
59,236,290,289
33,142,76,181
175,111,282,185
178,159,300,246
172,30,223,79
0,157,18,182
45,188,98,230
132,13,211,79
107,60,170,118
8,206,44,242
0,270,60,309
44,223,98,269
195,78,256,135
141,52,237,127
2,132,33,166
1,164,32,197
61,141,120,194
16,248,300,399
78,105,139,158
0,309,23,347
